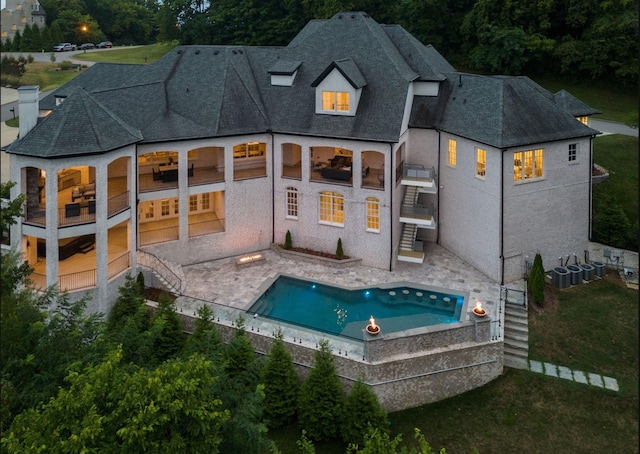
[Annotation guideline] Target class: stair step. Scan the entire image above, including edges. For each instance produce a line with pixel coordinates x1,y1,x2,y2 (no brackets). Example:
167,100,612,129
504,338,529,351
504,330,528,343
504,355,529,370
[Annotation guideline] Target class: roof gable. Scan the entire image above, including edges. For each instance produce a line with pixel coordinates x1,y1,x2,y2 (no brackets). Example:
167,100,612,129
311,58,367,89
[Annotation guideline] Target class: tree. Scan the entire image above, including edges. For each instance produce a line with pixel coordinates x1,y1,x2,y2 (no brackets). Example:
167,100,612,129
285,230,292,249
341,379,388,446
529,252,545,306
298,339,344,441
1,348,230,453
184,304,224,361
149,291,185,363
1,182,25,246
262,330,300,428
336,238,344,260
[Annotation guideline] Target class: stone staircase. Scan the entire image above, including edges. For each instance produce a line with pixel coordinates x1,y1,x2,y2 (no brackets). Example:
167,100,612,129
503,300,529,369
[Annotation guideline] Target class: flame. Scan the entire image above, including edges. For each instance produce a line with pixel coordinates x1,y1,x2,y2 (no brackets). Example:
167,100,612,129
474,301,485,313
369,315,377,329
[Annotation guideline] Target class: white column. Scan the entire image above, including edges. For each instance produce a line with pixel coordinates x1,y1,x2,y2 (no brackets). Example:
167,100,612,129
95,163,109,311
46,167,59,288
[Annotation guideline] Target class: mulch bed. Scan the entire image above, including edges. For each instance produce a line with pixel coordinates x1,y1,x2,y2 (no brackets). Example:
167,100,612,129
283,246,350,260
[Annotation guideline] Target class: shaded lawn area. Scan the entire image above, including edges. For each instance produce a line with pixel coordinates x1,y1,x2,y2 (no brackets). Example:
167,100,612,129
269,275,638,453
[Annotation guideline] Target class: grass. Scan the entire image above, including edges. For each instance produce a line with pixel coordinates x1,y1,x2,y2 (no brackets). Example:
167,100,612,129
72,42,179,65
269,275,639,453
593,135,639,226
531,75,638,126
10,61,81,92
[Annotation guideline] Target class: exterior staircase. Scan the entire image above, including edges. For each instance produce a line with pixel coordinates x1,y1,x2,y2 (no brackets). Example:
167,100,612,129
136,250,186,295
502,287,529,369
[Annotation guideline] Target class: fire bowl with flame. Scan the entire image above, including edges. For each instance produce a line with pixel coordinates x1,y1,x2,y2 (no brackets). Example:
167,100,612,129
472,301,487,317
366,315,380,335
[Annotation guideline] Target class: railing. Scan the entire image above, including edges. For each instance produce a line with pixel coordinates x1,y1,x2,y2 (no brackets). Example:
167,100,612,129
403,164,436,180
137,249,182,295
108,251,130,279
400,202,435,219
24,192,131,228
501,286,527,309
59,268,97,292
188,218,225,238
139,225,179,246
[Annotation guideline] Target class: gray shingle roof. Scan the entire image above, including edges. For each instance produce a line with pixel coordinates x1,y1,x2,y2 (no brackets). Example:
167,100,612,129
9,11,598,158
7,88,142,157
409,73,600,149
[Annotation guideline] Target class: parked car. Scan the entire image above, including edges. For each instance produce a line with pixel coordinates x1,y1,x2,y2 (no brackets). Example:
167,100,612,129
78,43,95,50
53,43,76,52
96,41,112,48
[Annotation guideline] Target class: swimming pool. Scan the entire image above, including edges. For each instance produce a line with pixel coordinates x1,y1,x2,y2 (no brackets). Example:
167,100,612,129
247,275,467,340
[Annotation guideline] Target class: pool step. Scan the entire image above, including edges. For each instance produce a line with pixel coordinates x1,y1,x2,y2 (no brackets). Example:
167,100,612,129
503,302,529,370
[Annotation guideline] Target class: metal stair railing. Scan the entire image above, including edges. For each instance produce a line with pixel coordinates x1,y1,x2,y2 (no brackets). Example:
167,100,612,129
137,249,182,295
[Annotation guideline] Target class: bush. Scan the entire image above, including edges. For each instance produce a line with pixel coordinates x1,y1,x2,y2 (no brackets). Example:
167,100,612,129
336,238,344,260
341,380,388,446
285,230,292,250
298,340,344,441
262,330,300,428
529,253,545,305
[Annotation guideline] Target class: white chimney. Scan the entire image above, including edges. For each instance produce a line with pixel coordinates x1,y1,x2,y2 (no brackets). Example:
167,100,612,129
18,85,40,139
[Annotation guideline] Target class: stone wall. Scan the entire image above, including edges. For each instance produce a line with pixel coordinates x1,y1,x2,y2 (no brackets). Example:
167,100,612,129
173,309,503,412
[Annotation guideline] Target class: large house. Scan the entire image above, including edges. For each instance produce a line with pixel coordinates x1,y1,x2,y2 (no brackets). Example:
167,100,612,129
1,0,46,43
5,12,599,313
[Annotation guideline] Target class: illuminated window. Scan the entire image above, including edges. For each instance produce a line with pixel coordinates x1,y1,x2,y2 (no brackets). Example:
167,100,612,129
161,200,170,216
448,139,457,167
568,143,578,162
366,197,380,232
189,195,198,212
286,187,298,219
173,198,179,215
144,202,154,219
476,148,486,178
513,149,544,182
576,116,588,125
322,91,350,112
319,191,344,226
201,193,210,210
233,142,265,159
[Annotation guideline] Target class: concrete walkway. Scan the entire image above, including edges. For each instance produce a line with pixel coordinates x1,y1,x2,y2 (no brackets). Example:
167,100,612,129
529,360,619,392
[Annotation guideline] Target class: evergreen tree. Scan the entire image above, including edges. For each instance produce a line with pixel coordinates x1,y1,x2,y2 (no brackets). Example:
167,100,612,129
341,379,388,446
106,273,147,332
298,339,344,441
224,317,256,379
262,330,300,428
149,292,185,363
529,252,545,306
12,31,22,52
285,230,292,249
336,238,344,260
184,305,223,362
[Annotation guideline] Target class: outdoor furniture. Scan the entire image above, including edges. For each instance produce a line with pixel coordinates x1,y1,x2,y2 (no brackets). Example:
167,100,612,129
161,168,179,182
88,200,96,214
65,202,81,217
321,166,351,181
71,182,96,201
188,163,194,177
152,168,162,181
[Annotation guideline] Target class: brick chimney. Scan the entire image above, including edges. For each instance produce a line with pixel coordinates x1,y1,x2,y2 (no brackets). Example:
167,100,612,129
18,85,40,139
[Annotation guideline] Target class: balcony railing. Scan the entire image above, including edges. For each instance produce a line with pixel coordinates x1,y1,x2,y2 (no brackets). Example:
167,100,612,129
24,191,131,228
188,217,225,238
139,225,179,246
28,251,131,292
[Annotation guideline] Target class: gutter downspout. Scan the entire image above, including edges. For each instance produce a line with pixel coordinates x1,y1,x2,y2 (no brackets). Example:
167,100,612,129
270,130,275,244
588,135,595,240
500,148,505,285
436,130,441,244
389,143,394,271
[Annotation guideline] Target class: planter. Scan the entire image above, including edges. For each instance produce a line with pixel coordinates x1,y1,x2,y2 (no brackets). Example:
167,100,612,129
271,244,361,268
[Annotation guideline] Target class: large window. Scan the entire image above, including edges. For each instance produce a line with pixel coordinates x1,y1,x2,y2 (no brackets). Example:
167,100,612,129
286,187,298,219
513,149,544,181
476,148,486,178
319,191,344,226
322,91,349,112
233,142,265,159
448,139,457,167
366,197,380,232
576,116,588,125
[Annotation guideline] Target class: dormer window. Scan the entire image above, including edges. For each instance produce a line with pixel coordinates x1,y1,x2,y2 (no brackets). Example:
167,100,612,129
269,59,302,87
322,91,350,112
312,59,366,117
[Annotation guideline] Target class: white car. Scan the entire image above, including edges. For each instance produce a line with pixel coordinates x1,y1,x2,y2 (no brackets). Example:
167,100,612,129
53,43,76,52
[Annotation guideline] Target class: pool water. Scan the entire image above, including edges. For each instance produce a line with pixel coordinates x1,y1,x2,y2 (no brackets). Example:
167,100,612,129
247,275,465,340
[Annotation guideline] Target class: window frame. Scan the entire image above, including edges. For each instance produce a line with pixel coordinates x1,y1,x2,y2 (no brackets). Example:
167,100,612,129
318,191,344,227
513,148,545,182
286,187,299,220
476,148,486,179
568,143,578,163
321,91,350,112
366,197,380,233
447,139,457,167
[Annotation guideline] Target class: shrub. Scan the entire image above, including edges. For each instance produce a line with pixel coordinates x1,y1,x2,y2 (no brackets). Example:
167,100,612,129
336,238,344,260
529,253,545,305
136,271,145,292
341,380,388,445
262,330,300,428
285,230,292,250
298,340,344,441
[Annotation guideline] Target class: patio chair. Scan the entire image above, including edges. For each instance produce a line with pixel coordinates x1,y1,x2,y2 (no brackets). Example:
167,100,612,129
65,202,81,217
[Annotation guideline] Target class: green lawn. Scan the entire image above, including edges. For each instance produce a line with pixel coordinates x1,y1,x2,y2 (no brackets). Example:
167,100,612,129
72,42,179,65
